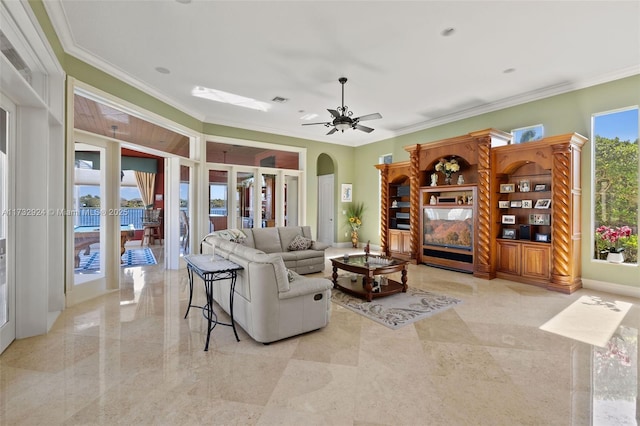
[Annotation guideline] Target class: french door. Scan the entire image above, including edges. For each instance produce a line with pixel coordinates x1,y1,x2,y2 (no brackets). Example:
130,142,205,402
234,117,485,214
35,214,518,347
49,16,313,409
66,133,123,306
0,97,15,353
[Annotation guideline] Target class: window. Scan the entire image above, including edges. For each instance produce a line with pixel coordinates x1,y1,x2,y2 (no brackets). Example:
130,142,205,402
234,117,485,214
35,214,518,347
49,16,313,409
592,107,639,264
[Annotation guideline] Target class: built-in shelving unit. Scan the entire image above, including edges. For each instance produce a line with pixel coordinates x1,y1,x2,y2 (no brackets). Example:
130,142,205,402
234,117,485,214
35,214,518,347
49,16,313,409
491,133,587,293
375,162,414,261
376,129,586,294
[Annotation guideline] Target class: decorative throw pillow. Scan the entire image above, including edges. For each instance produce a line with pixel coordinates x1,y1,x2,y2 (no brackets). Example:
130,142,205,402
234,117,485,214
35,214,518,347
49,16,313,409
288,234,312,251
228,229,247,244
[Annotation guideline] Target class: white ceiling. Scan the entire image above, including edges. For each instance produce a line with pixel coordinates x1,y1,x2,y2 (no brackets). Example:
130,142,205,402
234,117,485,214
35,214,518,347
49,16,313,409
46,0,640,146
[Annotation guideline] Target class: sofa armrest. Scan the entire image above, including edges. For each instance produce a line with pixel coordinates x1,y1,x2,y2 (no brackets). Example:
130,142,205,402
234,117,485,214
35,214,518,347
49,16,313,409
311,240,329,251
279,276,332,300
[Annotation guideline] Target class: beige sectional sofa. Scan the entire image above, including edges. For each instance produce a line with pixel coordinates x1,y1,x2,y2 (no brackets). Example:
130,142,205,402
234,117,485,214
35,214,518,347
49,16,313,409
199,233,332,344
201,226,328,274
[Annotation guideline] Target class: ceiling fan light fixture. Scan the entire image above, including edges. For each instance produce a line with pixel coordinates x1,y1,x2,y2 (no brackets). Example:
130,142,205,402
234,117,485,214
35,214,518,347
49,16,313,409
335,122,351,131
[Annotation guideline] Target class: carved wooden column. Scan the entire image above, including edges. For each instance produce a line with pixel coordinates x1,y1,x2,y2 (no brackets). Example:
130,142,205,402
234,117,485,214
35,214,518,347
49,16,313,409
548,137,584,293
409,146,420,260
474,135,493,278
379,165,389,256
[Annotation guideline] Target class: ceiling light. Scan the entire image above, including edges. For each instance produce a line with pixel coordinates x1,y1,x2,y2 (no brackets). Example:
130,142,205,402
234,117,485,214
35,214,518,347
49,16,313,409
335,122,351,132
191,86,271,112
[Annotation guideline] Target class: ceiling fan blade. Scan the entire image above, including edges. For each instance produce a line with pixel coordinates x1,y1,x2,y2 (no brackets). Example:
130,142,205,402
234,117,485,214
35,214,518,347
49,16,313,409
327,109,340,118
355,124,375,133
326,127,338,135
301,122,330,126
354,112,382,122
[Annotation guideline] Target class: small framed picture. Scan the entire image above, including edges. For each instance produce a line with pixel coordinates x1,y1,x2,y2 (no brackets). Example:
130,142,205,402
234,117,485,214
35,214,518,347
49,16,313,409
534,184,549,192
501,214,516,224
529,213,551,225
500,183,515,193
534,199,551,209
518,179,530,192
522,199,533,209
498,200,509,209
512,124,544,144
535,233,551,242
510,200,522,208
502,228,517,239
341,183,353,202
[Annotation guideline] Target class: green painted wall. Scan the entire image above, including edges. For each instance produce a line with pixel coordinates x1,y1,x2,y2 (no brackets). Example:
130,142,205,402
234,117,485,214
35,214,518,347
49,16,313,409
32,0,639,287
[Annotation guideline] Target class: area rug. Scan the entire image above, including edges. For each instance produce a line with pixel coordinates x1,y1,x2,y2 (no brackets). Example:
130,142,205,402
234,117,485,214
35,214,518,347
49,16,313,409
76,248,157,271
539,295,632,347
331,287,462,330
122,248,157,267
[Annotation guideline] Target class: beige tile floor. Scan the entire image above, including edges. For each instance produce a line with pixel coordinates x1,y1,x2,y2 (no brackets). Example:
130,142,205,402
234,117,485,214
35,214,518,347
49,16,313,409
1,245,638,425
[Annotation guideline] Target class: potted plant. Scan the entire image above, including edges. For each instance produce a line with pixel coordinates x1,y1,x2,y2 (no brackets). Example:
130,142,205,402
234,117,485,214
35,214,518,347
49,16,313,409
346,202,364,248
595,225,633,263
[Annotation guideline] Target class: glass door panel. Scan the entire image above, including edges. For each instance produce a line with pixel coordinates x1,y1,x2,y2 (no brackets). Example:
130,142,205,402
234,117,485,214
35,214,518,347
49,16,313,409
285,175,299,226
179,165,190,255
74,145,105,284
0,103,13,353
209,169,228,232
262,173,276,227
236,171,254,230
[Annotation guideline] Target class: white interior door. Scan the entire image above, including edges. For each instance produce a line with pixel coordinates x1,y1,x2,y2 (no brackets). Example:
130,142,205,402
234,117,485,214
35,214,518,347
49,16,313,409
317,174,334,244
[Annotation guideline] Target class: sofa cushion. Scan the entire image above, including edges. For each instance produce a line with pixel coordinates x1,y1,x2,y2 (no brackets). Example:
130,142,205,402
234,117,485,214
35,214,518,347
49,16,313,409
251,227,282,253
288,234,312,251
210,228,247,243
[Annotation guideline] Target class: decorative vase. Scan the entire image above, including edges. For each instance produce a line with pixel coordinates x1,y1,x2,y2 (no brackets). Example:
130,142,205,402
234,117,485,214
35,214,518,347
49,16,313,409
351,230,358,248
607,251,624,264
444,174,452,185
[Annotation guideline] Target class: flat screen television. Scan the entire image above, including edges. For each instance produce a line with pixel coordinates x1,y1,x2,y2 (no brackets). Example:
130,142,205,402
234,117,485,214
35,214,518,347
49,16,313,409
422,207,473,250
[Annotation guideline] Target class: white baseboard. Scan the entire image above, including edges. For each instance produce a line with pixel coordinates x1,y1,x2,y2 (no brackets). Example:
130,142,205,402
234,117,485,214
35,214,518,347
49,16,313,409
582,278,640,300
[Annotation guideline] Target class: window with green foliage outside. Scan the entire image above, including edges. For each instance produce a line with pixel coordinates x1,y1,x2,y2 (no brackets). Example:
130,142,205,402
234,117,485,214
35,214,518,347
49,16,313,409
593,107,639,264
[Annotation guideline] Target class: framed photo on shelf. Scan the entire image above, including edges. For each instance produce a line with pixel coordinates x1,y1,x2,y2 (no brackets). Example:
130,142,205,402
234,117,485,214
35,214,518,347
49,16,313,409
510,200,523,208
534,198,551,209
518,179,530,192
529,213,550,225
500,183,515,193
501,214,516,225
535,233,551,242
534,183,549,192
498,200,510,209
522,199,533,209
502,228,517,239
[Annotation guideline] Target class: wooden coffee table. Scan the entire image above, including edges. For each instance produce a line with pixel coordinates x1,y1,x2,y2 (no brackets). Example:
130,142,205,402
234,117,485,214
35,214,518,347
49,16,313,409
331,254,408,302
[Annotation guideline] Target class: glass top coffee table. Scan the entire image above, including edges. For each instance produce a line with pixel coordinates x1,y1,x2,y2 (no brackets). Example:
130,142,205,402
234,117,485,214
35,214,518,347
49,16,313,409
330,254,408,302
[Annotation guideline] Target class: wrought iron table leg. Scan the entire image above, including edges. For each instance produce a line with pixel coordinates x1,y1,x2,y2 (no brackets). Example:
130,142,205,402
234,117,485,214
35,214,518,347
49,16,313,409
229,273,239,342
184,267,194,318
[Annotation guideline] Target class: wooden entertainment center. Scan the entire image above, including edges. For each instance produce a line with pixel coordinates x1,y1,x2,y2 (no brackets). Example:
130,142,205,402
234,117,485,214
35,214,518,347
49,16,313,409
376,129,586,294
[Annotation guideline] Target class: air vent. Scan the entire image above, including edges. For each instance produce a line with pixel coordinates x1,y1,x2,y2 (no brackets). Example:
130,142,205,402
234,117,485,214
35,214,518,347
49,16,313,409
271,96,288,103
0,30,32,85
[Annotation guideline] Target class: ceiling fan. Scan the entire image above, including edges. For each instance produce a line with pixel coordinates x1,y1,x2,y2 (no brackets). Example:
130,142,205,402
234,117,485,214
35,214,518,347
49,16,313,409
302,77,382,135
